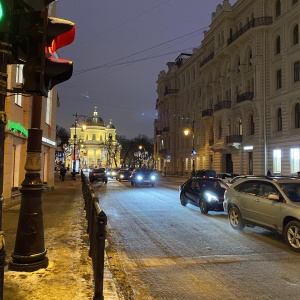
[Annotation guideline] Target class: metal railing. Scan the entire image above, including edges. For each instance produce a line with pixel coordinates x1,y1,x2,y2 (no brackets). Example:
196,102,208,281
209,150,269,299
81,172,107,300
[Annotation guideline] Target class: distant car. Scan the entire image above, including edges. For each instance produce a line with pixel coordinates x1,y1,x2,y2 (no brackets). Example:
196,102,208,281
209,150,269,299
223,176,300,252
194,169,217,178
105,168,112,177
179,177,228,214
89,168,108,183
116,169,131,181
110,168,121,178
130,168,157,187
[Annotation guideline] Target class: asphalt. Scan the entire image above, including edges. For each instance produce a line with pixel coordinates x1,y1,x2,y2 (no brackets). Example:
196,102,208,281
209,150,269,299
2,172,121,300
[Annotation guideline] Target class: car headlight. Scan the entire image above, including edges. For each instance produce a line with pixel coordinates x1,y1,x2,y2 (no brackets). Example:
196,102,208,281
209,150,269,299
137,175,143,180
151,175,156,180
120,175,124,178
205,192,218,202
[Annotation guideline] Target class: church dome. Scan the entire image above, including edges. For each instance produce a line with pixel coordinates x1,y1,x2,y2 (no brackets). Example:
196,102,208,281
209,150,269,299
86,109,104,126
106,119,115,129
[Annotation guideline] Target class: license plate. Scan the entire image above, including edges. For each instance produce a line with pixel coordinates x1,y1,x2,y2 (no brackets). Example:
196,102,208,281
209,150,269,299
144,180,150,182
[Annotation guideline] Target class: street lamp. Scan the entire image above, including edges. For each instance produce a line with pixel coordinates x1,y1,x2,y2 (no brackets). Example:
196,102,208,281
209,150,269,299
72,113,87,179
183,113,196,176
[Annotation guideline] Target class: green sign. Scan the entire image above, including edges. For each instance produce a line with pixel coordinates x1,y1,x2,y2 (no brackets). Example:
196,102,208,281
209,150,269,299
7,120,28,137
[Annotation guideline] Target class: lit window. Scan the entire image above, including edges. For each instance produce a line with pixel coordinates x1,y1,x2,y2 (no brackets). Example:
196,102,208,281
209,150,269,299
14,94,22,106
16,64,23,83
273,149,282,173
290,148,300,173
45,92,51,125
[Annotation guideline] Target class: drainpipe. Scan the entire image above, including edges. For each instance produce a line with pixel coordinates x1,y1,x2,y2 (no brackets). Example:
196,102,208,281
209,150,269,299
263,0,267,175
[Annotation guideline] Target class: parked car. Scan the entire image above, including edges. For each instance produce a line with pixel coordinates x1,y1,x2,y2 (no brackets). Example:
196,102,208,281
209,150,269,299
130,168,157,187
179,177,228,214
217,173,240,184
194,169,217,178
223,176,300,252
110,168,121,178
116,169,131,181
89,168,108,183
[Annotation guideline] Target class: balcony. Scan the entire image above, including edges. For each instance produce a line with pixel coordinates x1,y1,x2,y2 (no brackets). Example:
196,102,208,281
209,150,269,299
163,89,179,96
237,92,254,103
227,17,273,45
214,101,231,112
226,135,242,144
200,52,214,68
202,109,213,117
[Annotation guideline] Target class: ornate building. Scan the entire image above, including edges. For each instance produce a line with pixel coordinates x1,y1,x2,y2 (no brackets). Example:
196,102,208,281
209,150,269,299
155,0,300,176
68,109,120,170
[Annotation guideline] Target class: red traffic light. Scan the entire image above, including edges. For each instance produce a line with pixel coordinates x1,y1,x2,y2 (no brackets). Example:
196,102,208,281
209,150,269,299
46,17,75,54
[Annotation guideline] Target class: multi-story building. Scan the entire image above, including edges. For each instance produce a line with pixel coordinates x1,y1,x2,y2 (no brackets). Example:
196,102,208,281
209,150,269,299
155,0,300,177
68,109,120,170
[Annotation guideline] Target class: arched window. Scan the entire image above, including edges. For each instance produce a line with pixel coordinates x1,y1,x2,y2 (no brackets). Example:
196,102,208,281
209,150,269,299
293,24,299,45
275,36,281,54
295,103,300,128
277,108,282,131
250,114,255,135
276,0,281,17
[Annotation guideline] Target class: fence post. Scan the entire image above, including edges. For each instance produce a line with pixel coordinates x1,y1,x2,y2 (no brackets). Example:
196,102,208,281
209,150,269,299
93,204,107,300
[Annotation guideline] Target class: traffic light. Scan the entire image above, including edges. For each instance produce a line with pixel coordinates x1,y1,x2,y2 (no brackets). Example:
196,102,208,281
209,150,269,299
23,9,75,97
0,0,12,33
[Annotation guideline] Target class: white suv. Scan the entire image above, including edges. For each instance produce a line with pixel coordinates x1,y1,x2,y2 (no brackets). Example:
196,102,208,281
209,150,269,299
223,177,300,252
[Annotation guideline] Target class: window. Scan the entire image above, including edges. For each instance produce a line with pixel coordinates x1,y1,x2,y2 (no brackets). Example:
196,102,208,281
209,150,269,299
273,149,282,173
276,69,282,89
276,0,281,17
294,61,300,82
218,121,222,139
277,108,282,131
295,103,300,128
15,64,23,106
291,148,300,173
238,118,242,135
250,114,255,135
275,36,281,55
293,24,299,45
293,0,299,5
45,92,51,125
92,134,96,141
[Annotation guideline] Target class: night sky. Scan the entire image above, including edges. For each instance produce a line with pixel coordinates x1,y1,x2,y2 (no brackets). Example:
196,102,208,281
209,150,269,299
55,0,236,139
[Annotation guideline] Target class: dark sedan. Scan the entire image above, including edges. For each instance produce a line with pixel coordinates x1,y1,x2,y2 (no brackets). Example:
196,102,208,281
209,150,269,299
179,177,228,214
116,169,131,181
130,168,157,187
89,168,108,183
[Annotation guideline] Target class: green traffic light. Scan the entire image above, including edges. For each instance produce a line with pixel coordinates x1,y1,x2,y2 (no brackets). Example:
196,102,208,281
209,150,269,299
0,3,3,21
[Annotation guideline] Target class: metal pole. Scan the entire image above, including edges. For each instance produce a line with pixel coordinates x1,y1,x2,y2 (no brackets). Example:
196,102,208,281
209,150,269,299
72,113,77,179
9,95,49,272
191,112,195,176
0,39,9,300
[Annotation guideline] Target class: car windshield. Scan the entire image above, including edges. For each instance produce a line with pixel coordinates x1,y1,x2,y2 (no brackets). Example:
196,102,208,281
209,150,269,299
278,182,300,202
92,169,105,173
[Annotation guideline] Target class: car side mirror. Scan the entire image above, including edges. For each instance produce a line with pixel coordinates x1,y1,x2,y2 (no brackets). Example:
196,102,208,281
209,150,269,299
268,194,279,201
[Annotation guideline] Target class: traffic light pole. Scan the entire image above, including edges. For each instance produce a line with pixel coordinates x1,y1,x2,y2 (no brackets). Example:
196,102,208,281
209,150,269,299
9,95,49,272
0,39,9,300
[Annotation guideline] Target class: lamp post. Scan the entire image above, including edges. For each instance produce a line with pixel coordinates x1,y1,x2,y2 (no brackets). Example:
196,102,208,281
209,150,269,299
72,113,87,179
184,112,196,176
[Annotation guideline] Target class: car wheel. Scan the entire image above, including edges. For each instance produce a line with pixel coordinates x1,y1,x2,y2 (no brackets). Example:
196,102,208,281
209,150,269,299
131,181,134,186
104,180,107,184
180,192,187,206
284,220,300,252
228,206,245,230
199,199,208,214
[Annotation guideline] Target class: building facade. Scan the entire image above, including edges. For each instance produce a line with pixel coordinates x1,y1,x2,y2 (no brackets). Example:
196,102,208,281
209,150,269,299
67,109,120,170
155,0,300,177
